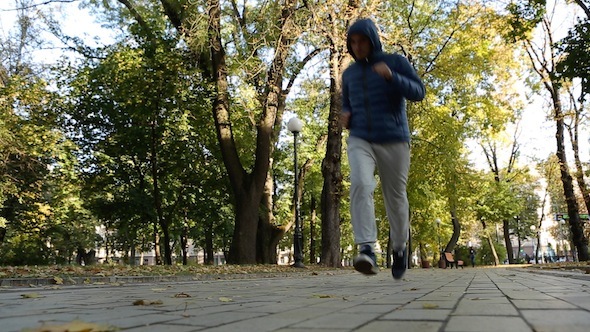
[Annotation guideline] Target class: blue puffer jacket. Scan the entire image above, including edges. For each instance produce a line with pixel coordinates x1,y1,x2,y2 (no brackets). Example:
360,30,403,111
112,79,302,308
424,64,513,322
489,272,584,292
342,19,425,143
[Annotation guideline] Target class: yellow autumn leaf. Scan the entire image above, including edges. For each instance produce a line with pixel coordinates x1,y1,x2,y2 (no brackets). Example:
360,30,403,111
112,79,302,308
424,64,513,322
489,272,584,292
312,294,333,298
422,303,439,309
21,293,43,299
21,319,118,332
53,276,64,285
219,297,233,302
151,288,167,292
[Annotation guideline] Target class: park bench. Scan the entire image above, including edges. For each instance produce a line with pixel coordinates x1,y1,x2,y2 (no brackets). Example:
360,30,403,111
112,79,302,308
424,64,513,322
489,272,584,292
444,252,464,269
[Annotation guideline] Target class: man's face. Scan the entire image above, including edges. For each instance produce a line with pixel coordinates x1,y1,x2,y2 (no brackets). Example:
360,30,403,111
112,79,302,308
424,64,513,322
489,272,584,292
349,33,371,60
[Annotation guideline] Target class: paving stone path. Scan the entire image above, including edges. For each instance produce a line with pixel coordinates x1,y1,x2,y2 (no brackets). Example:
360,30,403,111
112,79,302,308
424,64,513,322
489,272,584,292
1,267,590,331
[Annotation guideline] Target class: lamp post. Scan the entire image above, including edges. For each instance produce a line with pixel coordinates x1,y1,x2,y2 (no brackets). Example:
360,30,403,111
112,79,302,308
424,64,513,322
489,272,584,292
436,218,444,268
288,117,304,268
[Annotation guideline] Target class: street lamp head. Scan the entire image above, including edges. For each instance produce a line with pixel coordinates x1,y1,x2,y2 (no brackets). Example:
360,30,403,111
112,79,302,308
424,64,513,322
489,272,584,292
435,218,441,225
287,117,303,133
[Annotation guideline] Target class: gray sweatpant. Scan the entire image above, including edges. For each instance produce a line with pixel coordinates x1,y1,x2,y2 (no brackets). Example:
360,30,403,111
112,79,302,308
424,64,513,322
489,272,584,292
347,136,410,252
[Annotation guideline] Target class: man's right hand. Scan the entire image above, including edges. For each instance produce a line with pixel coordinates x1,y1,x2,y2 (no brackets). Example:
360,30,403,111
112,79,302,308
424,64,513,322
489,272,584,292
340,112,351,129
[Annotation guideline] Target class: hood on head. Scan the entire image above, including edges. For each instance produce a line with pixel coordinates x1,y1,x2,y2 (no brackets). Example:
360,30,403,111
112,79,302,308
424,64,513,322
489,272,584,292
346,18,382,60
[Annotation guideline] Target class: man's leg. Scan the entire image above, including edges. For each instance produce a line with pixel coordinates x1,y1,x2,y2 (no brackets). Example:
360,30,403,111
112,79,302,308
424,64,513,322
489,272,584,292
347,136,378,245
347,136,378,274
374,142,410,279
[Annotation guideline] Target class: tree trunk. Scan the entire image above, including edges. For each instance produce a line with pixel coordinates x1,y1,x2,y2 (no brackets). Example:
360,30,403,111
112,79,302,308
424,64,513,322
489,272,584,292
314,0,367,267
151,118,172,265
555,110,589,261
130,246,136,266
161,0,298,264
208,0,298,264
444,208,461,253
566,104,590,218
256,171,277,264
418,242,427,267
320,14,348,267
160,222,172,265
227,187,260,264
481,141,517,264
153,222,162,265
503,219,514,264
486,234,500,266
257,168,284,264
520,20,590,261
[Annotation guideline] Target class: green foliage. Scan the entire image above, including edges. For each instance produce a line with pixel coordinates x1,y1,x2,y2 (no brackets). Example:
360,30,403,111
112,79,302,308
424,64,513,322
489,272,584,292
556,19,590,95
375,1,526,253
453,244,470,263
0,234,53,266
538,155,566,213
504,0,546,42
62,36,229,263
0,67,92,265
478,240,507,266
0,0,568,266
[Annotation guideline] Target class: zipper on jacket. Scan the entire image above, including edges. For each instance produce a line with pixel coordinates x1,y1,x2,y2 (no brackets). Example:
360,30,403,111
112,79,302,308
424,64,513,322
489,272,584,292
362,60,372,139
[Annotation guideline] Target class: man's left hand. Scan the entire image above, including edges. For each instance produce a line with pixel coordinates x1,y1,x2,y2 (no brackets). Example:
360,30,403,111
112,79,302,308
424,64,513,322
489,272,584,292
373,62,393,81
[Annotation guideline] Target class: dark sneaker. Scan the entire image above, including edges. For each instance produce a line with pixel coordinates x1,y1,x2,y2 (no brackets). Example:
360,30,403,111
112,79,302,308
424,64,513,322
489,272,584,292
392,247,407,280
353,245,379,275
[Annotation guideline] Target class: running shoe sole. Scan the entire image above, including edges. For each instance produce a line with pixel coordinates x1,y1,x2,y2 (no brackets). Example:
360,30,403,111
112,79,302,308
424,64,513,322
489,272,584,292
353,253,379,275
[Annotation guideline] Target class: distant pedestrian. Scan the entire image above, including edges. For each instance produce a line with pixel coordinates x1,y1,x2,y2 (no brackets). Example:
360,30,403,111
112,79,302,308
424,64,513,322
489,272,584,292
469,247,476,267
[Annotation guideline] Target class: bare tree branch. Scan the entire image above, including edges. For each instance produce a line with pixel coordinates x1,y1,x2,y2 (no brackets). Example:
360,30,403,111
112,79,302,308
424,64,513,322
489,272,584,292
118,0,154,41
2,0,78,11
572,0,590,18
283,48,322,96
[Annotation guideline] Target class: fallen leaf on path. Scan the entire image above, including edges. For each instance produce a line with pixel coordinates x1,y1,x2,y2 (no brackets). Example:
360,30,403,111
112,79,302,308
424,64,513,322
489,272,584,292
132,299,163,306
151,288,167,292
173,292,191,298
21,319,117,332
218,297,233,302
52,276,63,285
422,303,439,309
21,293,43,299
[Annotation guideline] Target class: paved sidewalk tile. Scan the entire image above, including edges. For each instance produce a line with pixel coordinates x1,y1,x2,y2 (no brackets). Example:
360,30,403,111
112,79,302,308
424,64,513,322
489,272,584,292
1,267,590,331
